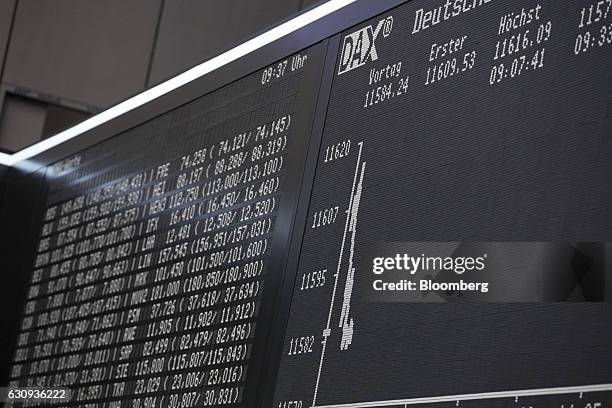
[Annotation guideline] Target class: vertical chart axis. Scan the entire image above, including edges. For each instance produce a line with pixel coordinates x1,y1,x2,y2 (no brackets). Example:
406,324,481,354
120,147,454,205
312,142,366,407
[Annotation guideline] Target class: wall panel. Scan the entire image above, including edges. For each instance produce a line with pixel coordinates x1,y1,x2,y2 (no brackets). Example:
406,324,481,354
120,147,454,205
148,0,300,85
3,0,161,108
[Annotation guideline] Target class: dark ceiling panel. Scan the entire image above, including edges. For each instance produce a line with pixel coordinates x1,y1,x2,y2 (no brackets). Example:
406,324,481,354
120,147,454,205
0,0,16,76
3,0,161,108
0,94,46,152
300,0,324,9
148,0,301,85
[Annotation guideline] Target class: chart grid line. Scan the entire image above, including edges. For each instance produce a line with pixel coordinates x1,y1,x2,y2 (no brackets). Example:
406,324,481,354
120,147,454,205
312,383,612,408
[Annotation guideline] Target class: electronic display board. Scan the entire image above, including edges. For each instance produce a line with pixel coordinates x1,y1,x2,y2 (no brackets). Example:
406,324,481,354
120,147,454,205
3,42,327,407
271,0,612,407
1,1,612,408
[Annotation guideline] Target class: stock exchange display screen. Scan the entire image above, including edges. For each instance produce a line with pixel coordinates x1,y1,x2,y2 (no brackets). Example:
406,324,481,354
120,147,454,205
3,1,612,408
272,0,612,407
5,44,324,407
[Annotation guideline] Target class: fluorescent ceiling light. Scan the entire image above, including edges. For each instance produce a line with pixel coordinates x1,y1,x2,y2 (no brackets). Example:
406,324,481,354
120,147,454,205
0,152,12,162
0,0,357,168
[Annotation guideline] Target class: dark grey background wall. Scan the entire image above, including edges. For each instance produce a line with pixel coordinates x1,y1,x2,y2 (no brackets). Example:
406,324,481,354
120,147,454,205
0,0,321,153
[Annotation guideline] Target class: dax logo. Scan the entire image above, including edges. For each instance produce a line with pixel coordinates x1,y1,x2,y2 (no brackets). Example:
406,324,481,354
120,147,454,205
338,16,394,75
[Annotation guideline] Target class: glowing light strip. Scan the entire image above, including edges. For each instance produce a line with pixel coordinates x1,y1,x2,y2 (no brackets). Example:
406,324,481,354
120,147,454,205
0,152,12,163
0,0,357,168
